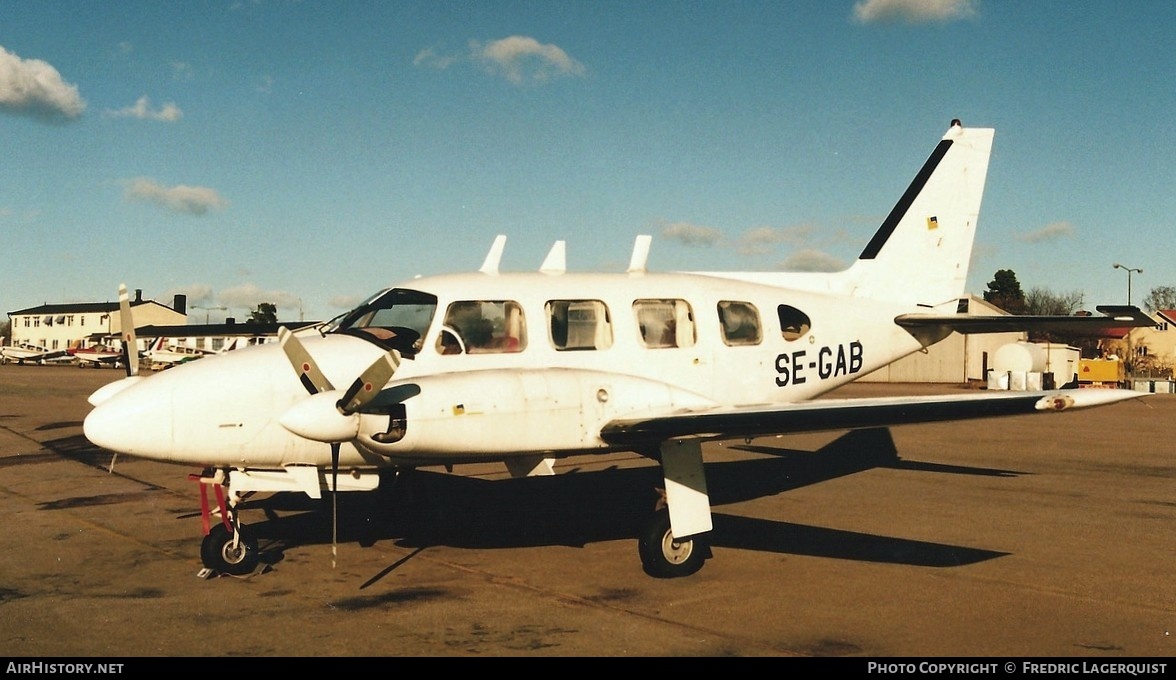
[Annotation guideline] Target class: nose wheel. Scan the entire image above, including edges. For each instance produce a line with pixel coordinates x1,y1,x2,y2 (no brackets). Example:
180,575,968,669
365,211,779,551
191,471,261,577
201,522,259,576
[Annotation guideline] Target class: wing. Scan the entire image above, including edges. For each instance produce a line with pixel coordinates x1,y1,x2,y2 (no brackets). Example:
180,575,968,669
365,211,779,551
599,389,1145,448
895,305,1154,336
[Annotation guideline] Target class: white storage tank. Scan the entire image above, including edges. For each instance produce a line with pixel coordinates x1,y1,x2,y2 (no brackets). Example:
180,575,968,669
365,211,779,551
992,341,1047,374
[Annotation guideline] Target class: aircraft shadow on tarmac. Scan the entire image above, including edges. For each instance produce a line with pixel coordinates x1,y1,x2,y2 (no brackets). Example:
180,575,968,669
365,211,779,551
233,428,1015,573
45,428,1016,574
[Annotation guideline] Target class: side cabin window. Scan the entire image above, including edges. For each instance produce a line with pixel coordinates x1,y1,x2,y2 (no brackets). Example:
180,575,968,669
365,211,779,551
437,300,526,355
718,301,762,346
777,304,811,342
547,300,613,351
634,299,695,349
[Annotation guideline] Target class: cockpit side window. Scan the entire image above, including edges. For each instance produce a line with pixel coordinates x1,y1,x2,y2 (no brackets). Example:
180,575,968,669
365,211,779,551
436,300,526,355
332,288,438,354
776,304,811,341
547,300,613,351
718,301,762,346
634,299,695,349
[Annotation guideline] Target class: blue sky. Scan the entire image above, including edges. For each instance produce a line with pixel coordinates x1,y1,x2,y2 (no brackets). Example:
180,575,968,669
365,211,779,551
2,0,1174,324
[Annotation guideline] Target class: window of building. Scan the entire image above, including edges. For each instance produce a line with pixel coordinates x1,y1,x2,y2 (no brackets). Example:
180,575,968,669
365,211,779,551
547,300,612,351
634,299,695,349
718,301,762,346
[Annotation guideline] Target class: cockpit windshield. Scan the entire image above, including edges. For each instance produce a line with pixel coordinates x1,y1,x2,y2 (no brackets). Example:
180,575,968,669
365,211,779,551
329,288,438,355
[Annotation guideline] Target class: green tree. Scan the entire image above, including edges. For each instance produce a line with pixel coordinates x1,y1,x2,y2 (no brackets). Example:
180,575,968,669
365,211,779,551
247,302,278,325
983,269,1026,314
0,319,10,343
1142,286,1176,313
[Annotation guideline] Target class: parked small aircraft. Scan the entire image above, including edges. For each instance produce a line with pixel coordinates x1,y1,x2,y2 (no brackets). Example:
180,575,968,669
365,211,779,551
143,336,237,369
72,345,125,368
83,120,1155,578
0,342,69,365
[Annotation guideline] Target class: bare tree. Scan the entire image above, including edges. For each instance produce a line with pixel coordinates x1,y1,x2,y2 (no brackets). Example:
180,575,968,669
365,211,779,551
1022,287,1092,350
1142,286,1176,313
1024,287,1085,316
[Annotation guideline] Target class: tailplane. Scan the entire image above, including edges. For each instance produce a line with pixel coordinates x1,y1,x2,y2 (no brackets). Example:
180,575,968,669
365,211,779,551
841,120,994,308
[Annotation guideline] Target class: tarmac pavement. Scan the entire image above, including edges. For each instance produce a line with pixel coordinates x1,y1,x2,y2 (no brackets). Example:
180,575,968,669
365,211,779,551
0,364,1172,658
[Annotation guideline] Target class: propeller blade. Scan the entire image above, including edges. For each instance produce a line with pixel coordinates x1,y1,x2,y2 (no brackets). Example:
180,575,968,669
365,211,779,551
278,327,334,394
118,284,138,378
275,326,404,571
337,351,402,415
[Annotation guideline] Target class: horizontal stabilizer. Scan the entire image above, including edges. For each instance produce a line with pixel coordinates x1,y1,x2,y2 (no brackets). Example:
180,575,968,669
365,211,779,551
895,305,1155,336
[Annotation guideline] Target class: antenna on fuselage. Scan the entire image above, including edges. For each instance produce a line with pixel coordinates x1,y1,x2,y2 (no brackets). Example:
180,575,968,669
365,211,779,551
479,234,507,274
540,240,566,274
628,234,652,273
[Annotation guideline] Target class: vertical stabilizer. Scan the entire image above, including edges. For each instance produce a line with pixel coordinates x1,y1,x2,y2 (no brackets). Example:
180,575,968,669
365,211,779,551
843,121,994,307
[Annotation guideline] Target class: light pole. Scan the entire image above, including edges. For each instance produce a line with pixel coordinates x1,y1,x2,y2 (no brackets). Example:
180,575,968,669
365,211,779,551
1112,263,1142,382
1112,263,1142,305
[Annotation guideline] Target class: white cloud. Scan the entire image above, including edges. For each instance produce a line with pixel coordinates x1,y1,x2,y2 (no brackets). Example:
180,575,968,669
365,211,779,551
163,285,214,308
217,283,303,317
736,225,814,256
1017,221,1075,243
472,36,586,85
661,221,723,247
852,0,977,24
171,61,194,81
108,95,183,122
413,46,459,70
417,36,586,86
778,249,846,272
0,45,86,123
328,294,365,310
124,178,227,215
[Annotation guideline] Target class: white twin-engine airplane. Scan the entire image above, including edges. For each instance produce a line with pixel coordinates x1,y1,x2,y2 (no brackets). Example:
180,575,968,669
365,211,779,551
144,335,238,369
83,120,1154,579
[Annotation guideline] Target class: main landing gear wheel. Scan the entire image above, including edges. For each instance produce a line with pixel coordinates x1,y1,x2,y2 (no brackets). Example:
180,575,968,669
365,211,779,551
638,508,708,579
200,523,259,576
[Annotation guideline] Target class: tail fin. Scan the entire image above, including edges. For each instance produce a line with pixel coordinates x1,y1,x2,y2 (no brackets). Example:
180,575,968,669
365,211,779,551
842,120,994,307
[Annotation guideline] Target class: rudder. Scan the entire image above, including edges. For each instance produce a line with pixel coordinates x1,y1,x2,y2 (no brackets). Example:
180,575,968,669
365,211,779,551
843,120,994,308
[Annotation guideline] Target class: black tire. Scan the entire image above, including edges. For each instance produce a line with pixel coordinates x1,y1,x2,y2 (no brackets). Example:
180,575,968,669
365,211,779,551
200,523,259,576
638,508,708,579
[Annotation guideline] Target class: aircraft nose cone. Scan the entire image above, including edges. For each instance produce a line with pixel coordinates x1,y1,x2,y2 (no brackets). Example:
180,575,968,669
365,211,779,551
83,380,173,457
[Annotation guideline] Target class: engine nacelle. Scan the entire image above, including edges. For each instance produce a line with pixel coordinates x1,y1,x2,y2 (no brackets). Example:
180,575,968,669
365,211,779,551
354,368,717,461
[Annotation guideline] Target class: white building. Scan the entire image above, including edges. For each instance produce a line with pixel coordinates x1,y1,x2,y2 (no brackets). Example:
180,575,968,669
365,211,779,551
6,290,187,353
